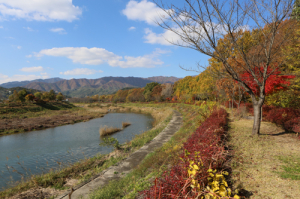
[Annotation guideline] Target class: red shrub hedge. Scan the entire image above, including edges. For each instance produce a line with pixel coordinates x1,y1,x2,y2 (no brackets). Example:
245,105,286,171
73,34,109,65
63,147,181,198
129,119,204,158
265,108,300,126
284,117,300,133
141,108,229,198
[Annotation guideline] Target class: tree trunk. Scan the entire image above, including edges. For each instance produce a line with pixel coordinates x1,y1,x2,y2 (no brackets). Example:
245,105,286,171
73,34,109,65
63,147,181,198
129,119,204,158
252,103,263,135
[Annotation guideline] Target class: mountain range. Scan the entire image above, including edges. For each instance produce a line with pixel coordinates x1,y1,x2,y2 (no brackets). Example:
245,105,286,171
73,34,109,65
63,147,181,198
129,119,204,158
0,76,181,98
0,77,65,89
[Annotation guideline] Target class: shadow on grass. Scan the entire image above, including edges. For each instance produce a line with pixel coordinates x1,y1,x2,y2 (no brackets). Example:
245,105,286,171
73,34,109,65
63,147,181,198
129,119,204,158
239,189,253,198
260,131,297,136
36,102,76,110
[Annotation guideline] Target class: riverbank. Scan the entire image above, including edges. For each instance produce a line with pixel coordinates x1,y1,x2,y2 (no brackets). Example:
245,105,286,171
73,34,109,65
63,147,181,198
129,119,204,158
0,103,173,199
0,102,108,136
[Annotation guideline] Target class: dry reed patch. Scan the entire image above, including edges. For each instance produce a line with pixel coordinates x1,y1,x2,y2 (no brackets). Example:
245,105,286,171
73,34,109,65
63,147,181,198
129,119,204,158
229,119,300,199
99,126,122,136
122,122,131,128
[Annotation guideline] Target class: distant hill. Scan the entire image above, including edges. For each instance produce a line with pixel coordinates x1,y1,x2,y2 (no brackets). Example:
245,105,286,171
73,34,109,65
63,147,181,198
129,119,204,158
22,76,181,98
0,87,41,100
145,76,181,84
0,77,65,88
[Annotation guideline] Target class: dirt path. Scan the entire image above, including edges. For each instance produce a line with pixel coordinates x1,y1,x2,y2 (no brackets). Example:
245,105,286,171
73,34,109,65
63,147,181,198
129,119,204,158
55,110,183,199
229,118,300,199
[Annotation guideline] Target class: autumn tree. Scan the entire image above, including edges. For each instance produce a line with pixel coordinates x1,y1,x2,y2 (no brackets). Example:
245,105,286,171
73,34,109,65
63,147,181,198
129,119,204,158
292,0,300,20
41,92,49,100
217,78,245,108
143,82,160,101
161,83,173,99
48,89,56,101
155,0,295,135
9,90,19,102
113,90,129,102
34,92,42,99
18,89,27,102
126,88,145,102
151,84,163,101
173,67,218,102
25,94,35,102
56,92,64,101
99,95,106,102
91,95,99,102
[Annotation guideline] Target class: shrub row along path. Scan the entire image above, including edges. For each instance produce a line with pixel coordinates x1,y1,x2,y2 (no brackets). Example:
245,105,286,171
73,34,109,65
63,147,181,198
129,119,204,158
55,110,183,199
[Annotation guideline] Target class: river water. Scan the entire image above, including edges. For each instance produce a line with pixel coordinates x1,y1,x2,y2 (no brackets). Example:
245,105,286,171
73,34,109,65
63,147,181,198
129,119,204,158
0,112,153,191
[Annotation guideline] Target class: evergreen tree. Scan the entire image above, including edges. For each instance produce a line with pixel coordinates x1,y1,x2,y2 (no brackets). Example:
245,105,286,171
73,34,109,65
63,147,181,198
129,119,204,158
56,92,64,101
34,92,42,99
18,89,27,102
48,89,56,101
292,0,300,20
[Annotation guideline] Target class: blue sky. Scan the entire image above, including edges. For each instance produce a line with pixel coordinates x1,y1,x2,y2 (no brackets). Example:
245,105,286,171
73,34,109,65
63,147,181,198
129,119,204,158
0,0,210,84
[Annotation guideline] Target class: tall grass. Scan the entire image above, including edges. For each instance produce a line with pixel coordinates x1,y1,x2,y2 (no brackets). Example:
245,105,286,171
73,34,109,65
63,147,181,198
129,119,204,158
99,126,122,136
122,122,131,128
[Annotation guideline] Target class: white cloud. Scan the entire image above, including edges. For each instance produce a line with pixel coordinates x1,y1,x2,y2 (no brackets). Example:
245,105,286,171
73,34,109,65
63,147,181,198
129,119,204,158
144,23,250,46
0,73,8,79
40,72,49,78
128,26,136,31
0,26,3,28
0,74,49,84
23,26,33,31
50,27,67,34
0,0,82,22
122,0,171,26
20,66,44,72
60,68,103,76
17,46,21,49
34,47,167,68
26,54,32,58
144,28,181,46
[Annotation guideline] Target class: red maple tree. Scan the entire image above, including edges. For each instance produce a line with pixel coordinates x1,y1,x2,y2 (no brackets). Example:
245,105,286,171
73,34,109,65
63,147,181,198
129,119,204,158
240,66,295,96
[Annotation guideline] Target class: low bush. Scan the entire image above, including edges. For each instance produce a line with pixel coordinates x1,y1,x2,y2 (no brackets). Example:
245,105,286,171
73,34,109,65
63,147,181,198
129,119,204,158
100,137,121,150
265,108,300,126
284,117,300,134
141,108,239,198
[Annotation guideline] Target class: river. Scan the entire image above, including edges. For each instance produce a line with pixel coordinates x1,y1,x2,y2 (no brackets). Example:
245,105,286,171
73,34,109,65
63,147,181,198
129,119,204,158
0,112,153,191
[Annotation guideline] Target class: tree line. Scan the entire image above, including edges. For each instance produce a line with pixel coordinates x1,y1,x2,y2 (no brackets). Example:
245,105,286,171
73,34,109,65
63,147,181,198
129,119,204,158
94,0,300,136
7,89,65,102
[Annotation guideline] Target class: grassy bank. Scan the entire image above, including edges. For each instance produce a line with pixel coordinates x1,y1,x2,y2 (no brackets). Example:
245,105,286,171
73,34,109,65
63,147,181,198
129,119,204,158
0,104,173,199
89,102,216,199
0,102,106,136
0,101,76,118
228,116,300,198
